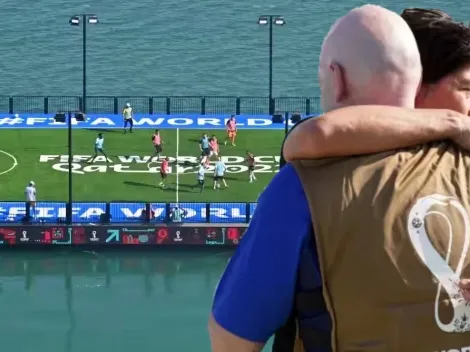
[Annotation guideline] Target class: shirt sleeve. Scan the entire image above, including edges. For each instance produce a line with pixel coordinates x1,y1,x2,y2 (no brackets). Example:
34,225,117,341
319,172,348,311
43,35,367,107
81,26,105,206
212,164,314,343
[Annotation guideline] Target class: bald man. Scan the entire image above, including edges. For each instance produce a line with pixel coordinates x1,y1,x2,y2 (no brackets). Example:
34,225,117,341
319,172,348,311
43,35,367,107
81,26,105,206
209,5,424,352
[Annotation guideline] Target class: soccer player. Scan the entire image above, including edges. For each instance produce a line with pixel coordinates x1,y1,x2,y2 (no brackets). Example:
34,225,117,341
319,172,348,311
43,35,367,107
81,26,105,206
213,156,228,189
203,155,211,168
159,156,170,188
246,151,256,183
88,133,109,163
209,134,219,159
200,133,210,157
152,129,163,160
224,115,237,146
193,162,206,193
123,103,133,134
25,181,36,220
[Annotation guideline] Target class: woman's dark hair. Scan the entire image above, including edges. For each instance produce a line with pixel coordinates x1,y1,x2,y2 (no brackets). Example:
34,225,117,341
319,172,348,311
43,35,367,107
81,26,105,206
401,8,470,84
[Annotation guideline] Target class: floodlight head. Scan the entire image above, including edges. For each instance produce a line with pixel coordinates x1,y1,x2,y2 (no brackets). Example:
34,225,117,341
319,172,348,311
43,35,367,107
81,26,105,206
257,16,269,25
273,16,285,25
88,15,99,24
69,16,80,26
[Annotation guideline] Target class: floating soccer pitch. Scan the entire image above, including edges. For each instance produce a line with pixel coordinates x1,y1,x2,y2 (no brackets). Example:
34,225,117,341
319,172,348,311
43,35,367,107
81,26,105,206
0,128,284,203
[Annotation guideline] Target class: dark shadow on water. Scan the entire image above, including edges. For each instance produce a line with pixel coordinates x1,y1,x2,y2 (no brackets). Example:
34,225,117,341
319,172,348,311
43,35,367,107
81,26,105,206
84,128,122,134
123,181,156,188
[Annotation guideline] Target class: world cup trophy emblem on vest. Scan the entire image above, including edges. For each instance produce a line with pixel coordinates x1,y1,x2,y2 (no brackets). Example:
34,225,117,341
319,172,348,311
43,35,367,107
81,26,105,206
408,194,470,333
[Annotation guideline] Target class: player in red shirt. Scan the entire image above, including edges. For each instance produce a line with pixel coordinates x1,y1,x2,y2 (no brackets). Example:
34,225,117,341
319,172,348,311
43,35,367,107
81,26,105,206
246,151,257,183
159,156,170,188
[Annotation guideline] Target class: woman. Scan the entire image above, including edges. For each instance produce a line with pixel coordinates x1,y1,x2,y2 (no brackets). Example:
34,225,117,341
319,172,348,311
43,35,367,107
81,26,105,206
283,9,470,164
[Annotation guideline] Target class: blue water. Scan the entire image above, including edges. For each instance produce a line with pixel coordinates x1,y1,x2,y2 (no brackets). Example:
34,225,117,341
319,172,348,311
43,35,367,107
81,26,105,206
0,0,468,97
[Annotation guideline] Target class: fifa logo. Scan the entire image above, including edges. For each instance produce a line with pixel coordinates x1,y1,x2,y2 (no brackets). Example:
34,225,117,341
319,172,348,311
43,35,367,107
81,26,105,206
20,231,29,242
89,230,99,242
174,230,183,241
408,194,470,333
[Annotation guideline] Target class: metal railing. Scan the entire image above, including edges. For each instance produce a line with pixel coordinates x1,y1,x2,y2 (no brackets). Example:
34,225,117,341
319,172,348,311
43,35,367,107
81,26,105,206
0,95,322,115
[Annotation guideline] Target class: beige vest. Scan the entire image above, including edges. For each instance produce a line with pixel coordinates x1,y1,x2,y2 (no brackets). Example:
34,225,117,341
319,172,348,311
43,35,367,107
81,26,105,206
292,142,470,351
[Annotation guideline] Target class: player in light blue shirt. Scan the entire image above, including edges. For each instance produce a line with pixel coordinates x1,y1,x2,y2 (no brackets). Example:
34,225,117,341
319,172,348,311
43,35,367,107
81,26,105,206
88,133,110,163
213,156,228,189
200,133,210,157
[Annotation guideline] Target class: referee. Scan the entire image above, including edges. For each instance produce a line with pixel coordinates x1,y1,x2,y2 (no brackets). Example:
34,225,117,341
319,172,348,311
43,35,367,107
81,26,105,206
123,103,133,134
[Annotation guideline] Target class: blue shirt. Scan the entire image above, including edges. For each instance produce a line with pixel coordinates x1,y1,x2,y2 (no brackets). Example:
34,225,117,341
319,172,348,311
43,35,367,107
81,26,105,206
214,161,226,176
200,136,209,149
212,164,330,350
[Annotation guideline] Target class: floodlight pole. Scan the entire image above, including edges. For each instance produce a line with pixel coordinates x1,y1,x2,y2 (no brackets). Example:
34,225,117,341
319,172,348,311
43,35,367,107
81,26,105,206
67,14,97,223
258,15,284,115
269,18,273,106
67,111,73,225
82,14,87,114
70,14,98,114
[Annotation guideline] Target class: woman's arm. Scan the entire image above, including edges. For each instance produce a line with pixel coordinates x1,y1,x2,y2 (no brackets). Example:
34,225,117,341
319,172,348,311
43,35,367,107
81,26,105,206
282,106,466,161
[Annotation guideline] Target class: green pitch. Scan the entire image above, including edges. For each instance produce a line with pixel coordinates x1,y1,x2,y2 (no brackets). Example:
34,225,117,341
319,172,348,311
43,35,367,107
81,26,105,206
0,129,284,202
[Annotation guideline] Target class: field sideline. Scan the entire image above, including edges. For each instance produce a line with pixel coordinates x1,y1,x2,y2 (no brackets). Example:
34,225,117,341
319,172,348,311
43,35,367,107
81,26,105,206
0,128,284,203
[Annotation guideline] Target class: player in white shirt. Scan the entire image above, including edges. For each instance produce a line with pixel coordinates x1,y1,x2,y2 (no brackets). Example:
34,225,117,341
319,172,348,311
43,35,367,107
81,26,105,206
192,162,207,193
25,181,36,220
88,133,110,163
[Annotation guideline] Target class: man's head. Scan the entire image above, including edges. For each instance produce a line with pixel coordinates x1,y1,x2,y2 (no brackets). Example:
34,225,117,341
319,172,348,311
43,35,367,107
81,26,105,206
402,9,470,115
319,5,422,112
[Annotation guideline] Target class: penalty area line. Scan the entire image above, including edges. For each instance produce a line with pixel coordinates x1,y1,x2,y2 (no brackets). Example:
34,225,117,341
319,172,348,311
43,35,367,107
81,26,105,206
0,150,18,176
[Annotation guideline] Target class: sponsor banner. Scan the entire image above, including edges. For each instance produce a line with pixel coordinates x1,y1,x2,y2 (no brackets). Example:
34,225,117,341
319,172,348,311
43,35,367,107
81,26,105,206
39,154,280,175
0,113,311,130
208,203,247,223
0,202,106,223
0,225,247,246
109,202,167,223
0,201,254,223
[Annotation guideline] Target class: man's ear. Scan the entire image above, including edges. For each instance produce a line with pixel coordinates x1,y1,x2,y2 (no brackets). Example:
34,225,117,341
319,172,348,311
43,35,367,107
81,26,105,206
330,62,347,103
